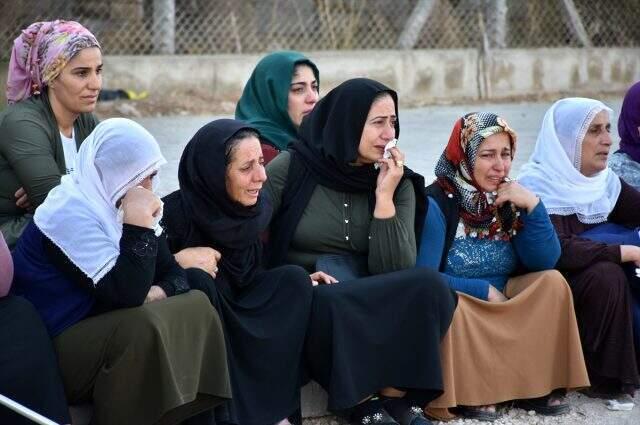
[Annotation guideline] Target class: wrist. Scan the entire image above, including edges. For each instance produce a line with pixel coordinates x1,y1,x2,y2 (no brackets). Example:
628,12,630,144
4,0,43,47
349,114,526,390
123,212,154,228
373,198,395,219
526,196,540,214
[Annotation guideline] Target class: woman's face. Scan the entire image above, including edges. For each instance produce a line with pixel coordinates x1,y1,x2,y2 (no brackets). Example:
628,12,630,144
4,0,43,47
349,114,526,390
287,64,319,128
48,46,102,116
139,170,158,191
355,94,397,165
580,110,612,177
472,132,513,192
225,136,267,207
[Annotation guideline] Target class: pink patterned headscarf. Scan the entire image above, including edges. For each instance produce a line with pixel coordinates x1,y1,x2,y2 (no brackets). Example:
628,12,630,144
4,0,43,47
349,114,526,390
6,20,100,104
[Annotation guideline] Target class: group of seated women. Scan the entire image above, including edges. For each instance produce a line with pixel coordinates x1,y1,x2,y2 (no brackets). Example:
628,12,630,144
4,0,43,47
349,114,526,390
1,19,639,425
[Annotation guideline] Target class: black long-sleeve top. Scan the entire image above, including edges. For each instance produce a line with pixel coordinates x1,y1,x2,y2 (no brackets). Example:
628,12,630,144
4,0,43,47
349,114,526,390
43,224,189,314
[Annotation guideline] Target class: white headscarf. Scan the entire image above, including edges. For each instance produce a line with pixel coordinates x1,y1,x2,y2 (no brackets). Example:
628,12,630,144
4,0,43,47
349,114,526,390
34,118,167,284
518,97,621,224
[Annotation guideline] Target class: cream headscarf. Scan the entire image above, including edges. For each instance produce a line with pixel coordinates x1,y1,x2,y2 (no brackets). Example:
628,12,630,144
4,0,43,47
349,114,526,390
518,97,621,224
34,118,166,283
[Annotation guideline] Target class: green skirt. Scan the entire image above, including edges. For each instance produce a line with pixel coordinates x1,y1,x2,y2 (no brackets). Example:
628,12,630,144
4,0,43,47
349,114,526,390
54,290,230,425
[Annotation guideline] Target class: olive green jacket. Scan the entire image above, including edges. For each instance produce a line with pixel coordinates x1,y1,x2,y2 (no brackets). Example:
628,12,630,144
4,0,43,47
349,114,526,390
0,92,98,247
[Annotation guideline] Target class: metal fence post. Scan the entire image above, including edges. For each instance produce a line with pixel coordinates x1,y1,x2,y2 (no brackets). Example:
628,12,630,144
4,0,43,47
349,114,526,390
396,0,437,49
153,0,175,54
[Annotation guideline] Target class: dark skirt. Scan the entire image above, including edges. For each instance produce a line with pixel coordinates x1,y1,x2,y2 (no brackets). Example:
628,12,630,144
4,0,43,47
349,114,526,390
566,261,640,388
305,267,456,412
0,296,70,425
187,264,313,425
54,291,230,425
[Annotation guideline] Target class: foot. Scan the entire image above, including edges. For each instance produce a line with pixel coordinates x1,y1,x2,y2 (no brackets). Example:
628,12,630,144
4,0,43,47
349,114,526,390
387,405,432,425
457,405,500,422
349,397,399,425
382,395,432,425
513,394,569,416
352,409,398,425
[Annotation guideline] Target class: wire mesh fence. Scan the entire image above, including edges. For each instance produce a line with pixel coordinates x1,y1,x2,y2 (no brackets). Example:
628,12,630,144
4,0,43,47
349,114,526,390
1,0,639,61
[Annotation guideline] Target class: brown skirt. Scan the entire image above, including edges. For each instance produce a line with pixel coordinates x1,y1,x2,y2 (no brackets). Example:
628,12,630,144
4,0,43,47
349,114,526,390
427,270,589,420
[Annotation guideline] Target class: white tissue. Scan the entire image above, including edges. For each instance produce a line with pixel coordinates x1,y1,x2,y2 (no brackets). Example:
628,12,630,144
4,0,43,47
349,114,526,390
374,139,398,170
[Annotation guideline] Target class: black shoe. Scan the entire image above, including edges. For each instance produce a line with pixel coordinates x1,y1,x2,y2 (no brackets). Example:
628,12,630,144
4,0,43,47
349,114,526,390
395,406,432,425
512,395,570,416
352,408,399,425
456,405,500,422
382,396,432,425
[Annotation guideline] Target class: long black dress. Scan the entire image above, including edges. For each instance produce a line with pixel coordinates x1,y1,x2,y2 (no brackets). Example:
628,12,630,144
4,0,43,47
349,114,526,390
162,119,314,425
266,78,457,412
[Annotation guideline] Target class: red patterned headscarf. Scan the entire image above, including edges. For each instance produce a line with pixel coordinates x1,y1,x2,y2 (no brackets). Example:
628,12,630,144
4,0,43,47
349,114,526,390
435,112,521,240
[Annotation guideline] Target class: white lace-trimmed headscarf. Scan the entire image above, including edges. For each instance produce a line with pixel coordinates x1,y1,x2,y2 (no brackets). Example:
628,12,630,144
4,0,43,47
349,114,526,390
34,118,167,283
518,97,621,224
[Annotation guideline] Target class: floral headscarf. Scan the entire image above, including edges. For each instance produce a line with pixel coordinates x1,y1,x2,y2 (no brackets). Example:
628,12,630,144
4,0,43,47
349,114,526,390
435,112,521,240
6,20,100,104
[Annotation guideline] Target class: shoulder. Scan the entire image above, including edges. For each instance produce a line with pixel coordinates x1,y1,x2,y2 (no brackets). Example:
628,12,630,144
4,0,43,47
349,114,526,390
0,99,55,150
266,150,291,174
160,191,188,251
265,150,291,192
0,97,50,128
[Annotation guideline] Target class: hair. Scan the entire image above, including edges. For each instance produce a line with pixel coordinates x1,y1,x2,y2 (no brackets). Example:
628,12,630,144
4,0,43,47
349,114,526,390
372,91,394,106
224,129,261,166
292,61,313,78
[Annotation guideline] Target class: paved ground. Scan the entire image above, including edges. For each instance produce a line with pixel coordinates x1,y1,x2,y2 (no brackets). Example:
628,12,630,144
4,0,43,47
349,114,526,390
129,97,640,424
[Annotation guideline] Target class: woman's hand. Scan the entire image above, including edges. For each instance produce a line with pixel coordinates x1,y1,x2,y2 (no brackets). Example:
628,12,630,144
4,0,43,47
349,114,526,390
374,147,405,219
120,186,162,229
174,246,221,279
620,245,640,267
310,271,338,286
144,285,167,304
14,187,33,211
487,285,508,302
494,180,539,214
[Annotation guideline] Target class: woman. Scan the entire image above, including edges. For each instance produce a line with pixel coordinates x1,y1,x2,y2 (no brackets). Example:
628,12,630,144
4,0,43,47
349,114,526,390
417,112,589,420
161,119,313,425
609,81,640,188
519,97,640,400
0,231,70,425
0,20,101,247
266,78,456,425
235,51,319,163
11,118,230,425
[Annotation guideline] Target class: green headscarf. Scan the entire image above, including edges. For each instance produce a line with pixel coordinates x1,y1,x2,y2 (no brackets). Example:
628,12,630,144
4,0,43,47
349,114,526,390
235,51,319,151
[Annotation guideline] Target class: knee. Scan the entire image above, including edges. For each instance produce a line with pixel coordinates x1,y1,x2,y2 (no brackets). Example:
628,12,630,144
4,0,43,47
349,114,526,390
539,269,571,294
275,264,313,287
414,267,452,298
579,261,628,297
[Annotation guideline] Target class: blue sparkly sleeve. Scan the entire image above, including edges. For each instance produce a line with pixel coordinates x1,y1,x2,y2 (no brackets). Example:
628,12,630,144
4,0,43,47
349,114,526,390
513,201,560,271
417,197,490,300
444,274,490,300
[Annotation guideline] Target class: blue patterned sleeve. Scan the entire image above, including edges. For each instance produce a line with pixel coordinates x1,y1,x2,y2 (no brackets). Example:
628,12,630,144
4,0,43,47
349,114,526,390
512,201,560,271
417,197,490,300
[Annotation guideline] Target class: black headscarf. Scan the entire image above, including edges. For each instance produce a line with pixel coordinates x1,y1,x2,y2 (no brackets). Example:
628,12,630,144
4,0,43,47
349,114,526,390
268,78,426,267
168,118,272,288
